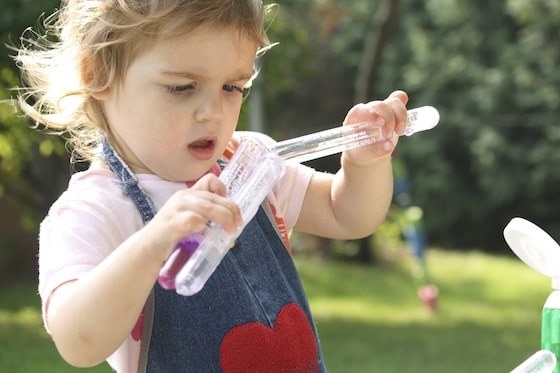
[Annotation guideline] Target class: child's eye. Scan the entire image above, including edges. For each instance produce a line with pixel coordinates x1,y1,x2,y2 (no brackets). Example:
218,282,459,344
167,84,194,94
223,84,250,100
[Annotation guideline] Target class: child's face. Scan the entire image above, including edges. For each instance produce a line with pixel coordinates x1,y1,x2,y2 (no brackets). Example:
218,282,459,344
96,26,258,182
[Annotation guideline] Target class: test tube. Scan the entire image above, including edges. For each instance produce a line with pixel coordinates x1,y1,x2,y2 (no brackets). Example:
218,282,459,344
511,350,557,373
174,148,286,296
157,137,274,290
274,106,439,164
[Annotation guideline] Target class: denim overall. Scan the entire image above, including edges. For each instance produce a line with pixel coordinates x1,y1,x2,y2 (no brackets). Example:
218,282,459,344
102,140,325,372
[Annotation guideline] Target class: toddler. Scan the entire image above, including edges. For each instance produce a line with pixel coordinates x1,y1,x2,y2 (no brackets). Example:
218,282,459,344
15,0,408,371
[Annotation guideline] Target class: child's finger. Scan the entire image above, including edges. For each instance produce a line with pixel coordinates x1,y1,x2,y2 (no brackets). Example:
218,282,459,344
366,101,397,138
182,191,242,233
388,90,409,105
190,173,227,196
385,97,408,135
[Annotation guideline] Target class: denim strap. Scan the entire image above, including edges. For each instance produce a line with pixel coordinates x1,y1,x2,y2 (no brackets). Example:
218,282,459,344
101,138,157,372
101,138,155,223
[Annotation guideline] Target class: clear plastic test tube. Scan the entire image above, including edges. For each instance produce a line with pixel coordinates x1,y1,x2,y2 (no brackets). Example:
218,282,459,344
174,148,286,296
511,350,557,373
274,106,439,164
158,137,275,290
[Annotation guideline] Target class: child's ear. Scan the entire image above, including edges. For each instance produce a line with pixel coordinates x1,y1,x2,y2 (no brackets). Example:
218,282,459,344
80,56,110,100
91,87,110,101
79,56,94,86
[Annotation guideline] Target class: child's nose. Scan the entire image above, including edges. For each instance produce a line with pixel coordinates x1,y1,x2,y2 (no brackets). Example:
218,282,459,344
193,90,223,123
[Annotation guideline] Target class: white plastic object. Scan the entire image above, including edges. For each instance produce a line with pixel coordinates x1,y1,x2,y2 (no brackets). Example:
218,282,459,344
503,217,560,286
504,217,560,373
510,350,557,373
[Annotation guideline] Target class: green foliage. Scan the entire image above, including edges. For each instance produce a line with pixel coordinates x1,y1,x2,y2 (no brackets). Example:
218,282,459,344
371,0,560,249
0,67,64,184
260,0,560,250
0,68,66,209
0,0,68,273
1,0,60,171
0,0,59,67
0,69,30,195
0,66,67,274
257,3,328,137
1,0,560,274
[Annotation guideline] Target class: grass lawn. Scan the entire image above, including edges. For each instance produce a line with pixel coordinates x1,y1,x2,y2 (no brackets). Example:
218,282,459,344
0,281,111,372
0,249,550,372
297,249,550,372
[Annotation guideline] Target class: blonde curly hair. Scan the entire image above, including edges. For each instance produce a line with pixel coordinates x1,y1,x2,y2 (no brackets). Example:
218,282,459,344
15,0,272,162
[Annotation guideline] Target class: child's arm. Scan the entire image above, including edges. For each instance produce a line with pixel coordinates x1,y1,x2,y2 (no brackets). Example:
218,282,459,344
295,90,408,239
44,174,242,367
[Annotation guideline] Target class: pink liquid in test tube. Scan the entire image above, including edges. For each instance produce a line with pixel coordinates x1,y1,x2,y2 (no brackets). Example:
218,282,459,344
158,238,200,290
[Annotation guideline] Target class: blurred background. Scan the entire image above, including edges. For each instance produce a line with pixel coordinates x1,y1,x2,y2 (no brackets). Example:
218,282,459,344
1,0,559,372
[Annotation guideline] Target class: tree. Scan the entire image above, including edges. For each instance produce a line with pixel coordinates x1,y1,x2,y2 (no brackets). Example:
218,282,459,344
386,0,560,250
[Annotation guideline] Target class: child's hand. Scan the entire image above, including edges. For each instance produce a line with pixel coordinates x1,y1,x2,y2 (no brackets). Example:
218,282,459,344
341,90,408,167
144,174,242,262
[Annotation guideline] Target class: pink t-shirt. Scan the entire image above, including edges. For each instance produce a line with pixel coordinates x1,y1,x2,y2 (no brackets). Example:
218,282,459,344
38,132,315,372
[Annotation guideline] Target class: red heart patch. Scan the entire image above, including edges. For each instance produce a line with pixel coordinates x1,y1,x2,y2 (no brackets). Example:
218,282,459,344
219,303,318,372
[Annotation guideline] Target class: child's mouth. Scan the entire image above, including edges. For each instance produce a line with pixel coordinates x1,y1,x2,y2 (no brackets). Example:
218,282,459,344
188,138,216,160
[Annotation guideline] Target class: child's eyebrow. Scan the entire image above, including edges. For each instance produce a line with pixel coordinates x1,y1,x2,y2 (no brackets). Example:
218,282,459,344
160,70,203,80
159,69,253,82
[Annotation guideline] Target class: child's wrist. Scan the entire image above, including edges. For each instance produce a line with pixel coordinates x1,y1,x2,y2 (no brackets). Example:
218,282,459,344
340,152,392,171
